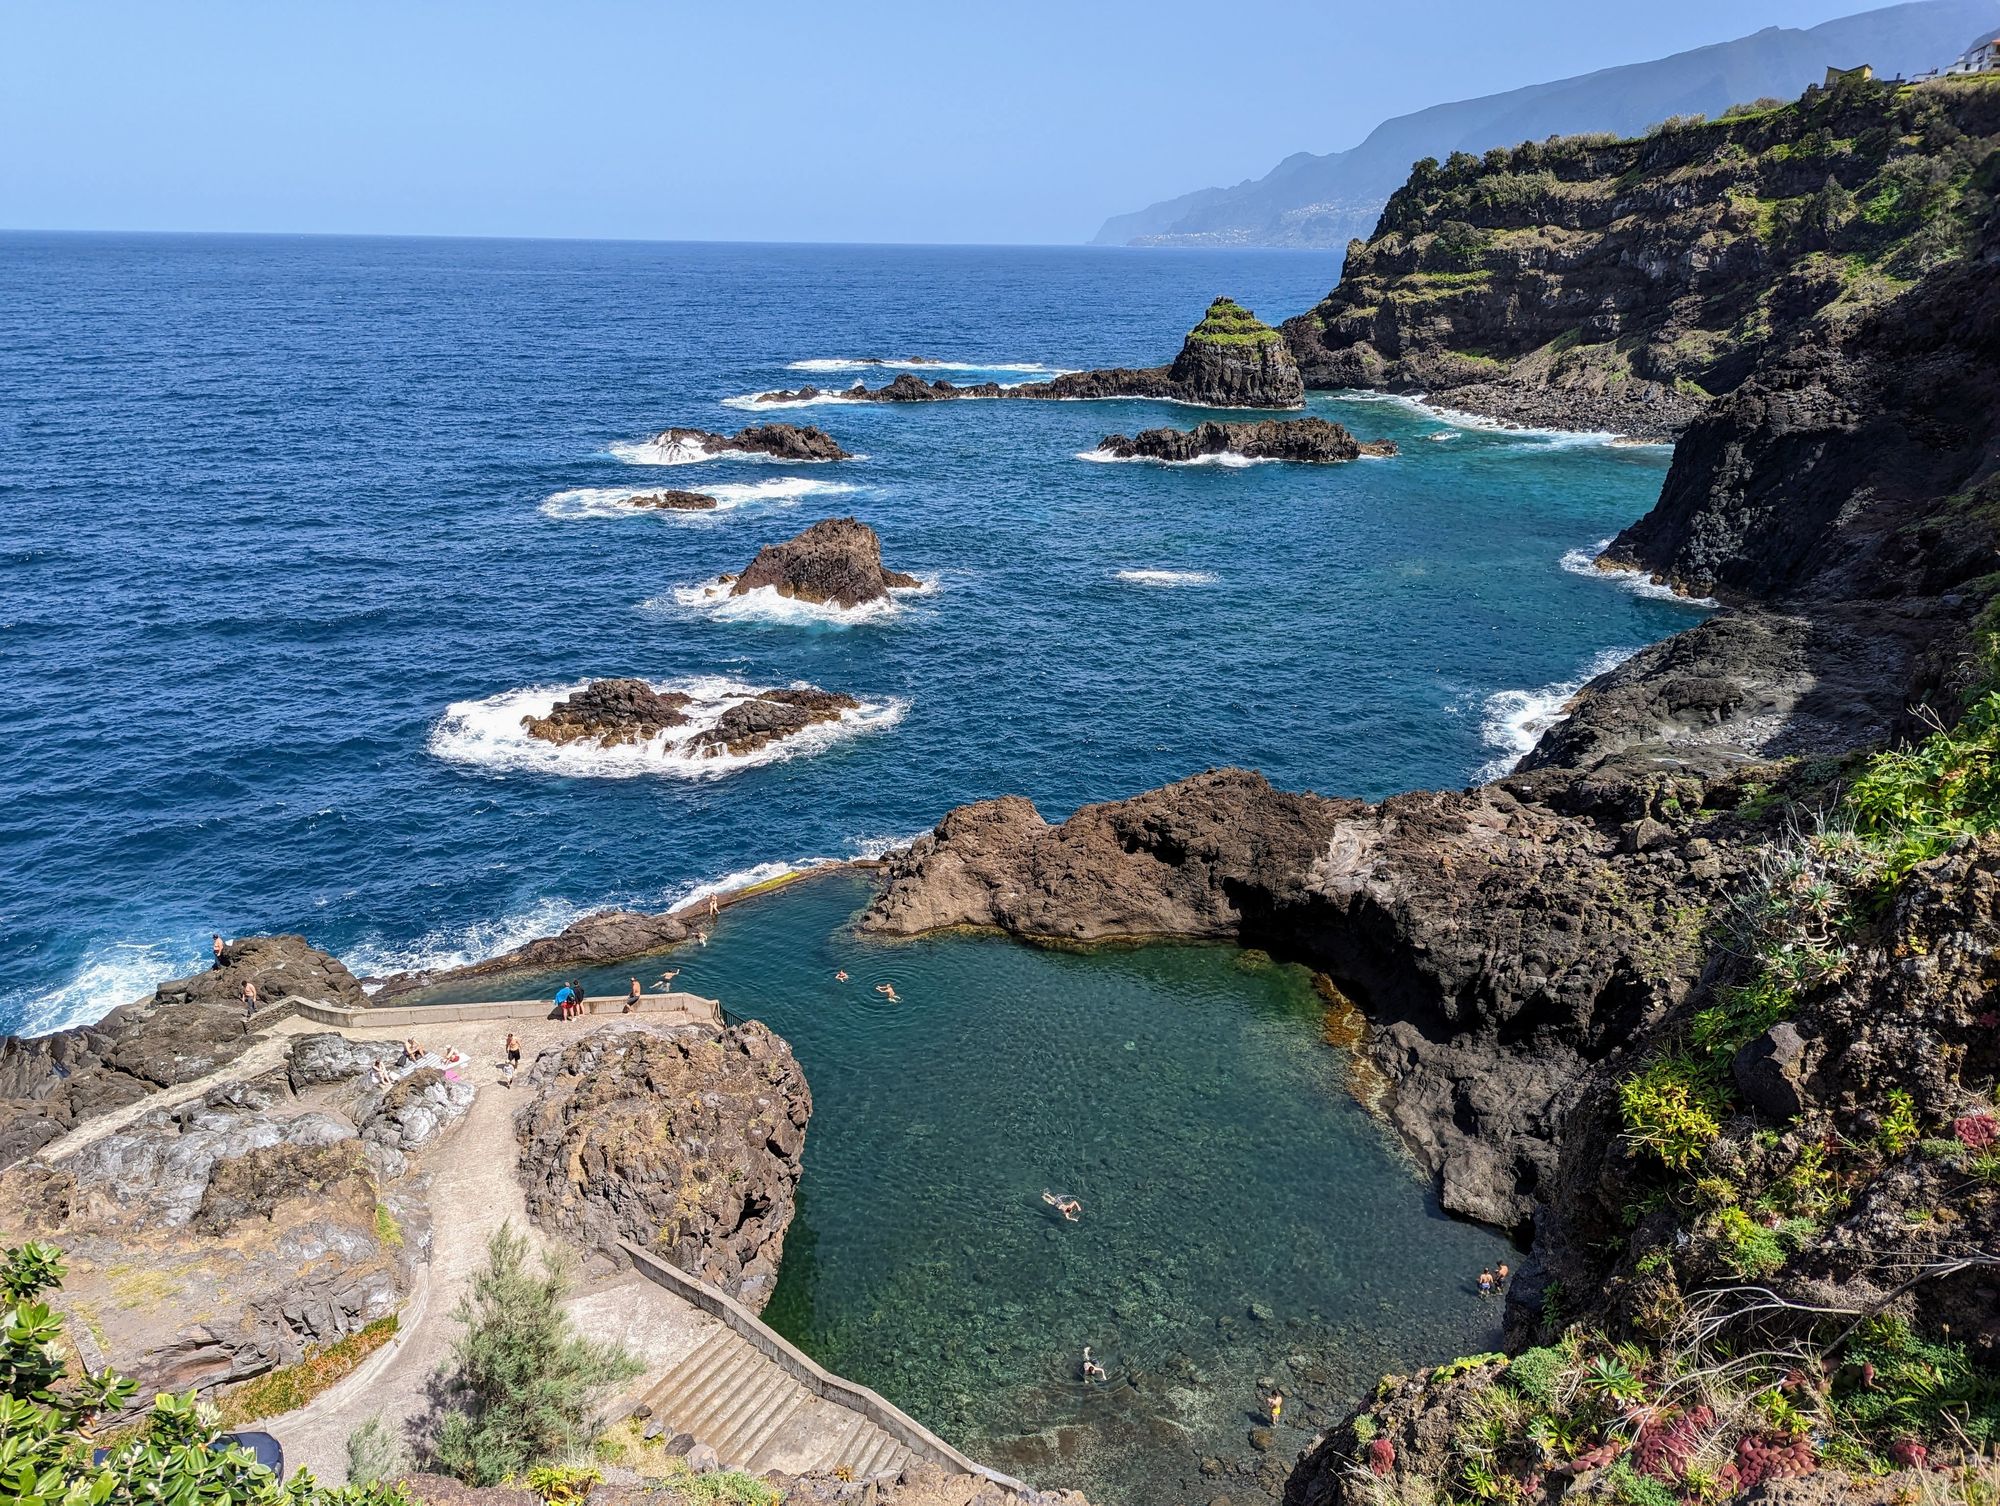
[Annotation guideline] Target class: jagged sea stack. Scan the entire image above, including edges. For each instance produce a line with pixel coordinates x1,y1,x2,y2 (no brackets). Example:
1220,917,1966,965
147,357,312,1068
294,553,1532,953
1163,296,1304,407
729,516,920,608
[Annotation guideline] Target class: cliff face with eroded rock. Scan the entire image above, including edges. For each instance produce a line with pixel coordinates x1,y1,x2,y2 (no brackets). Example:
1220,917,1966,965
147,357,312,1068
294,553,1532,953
1282,78,2000,444
868,76,2000,1501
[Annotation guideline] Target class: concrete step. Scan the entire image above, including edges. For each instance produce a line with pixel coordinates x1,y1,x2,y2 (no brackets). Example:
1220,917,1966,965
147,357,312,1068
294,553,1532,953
673,1340,763,1434
713,1379,805,1466
705,1359,785,1456
738,1391,812,1475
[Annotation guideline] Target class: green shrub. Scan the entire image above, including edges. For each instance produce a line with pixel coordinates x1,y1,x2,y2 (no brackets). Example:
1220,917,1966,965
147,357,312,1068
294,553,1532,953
1619,1056,1727,1170
524,1464,601,1503
1839,1315,2000,1446
1846,692,2000,886
1503,1344,1571,1408
431,1223,642,1485
348,1415,411,1487
1712,1207,1786,1277
1880,1089,1921,1154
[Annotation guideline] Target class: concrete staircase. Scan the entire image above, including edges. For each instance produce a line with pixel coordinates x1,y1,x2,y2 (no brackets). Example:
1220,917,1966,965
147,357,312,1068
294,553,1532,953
639,1327,917,1479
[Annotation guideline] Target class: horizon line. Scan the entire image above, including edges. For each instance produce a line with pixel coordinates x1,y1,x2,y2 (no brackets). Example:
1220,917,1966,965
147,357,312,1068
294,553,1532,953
0,225,1337,255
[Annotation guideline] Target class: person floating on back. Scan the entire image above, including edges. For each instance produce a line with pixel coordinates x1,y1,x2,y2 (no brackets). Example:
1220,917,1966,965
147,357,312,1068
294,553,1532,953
1042,1190,1082,1223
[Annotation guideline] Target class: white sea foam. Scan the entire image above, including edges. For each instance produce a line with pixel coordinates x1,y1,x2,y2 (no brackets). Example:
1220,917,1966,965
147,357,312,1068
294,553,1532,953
343,895,590,980
610,435,860,466
1330,388,1654,448
1115,568,1218,587
1475,647,1640,782
1076,447,1271,468
657,575,938,626
786,357,1066,374
1560,539,1719,607
845,830,926,860
667,861,823,913
4,939,197,1039
428,675,906,781
725,380,1043,411
540,477,857,522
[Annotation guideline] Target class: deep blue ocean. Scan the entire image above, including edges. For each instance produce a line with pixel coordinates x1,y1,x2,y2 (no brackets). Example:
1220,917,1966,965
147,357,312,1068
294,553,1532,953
0,233,1701,1035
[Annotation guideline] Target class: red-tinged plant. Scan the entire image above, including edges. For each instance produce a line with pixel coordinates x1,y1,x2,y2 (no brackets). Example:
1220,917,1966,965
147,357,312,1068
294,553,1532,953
1735,1432,1816,1488
1367,1437,1396,1476
1953,1112,1998,1149
1634,1404,1715,1481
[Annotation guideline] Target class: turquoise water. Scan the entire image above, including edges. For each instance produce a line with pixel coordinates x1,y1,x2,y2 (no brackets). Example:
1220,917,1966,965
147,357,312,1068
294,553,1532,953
430,872,1510,1502
0,235,1695,1035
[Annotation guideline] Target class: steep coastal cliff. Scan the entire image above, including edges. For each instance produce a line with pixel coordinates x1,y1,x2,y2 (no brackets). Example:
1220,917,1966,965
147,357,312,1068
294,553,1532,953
1283,78,2000,443
871,75,2000,1500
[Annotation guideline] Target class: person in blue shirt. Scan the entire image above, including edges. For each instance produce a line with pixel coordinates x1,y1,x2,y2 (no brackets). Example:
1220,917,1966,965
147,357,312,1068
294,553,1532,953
554,982,576,1019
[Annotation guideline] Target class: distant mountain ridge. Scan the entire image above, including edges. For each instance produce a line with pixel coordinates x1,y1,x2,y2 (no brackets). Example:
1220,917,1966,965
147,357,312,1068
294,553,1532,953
1092,0,2000,248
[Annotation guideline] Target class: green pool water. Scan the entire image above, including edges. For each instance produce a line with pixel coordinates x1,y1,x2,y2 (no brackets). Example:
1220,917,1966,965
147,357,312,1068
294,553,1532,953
426,872,1509,1503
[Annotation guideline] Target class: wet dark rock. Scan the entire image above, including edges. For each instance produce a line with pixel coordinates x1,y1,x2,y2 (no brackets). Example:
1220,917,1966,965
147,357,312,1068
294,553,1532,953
688,688,862,759
649,422,851,461
1732,1021,1810,1120
630,489,718,511
521,678,695,747
514,1019,812,1311
729,517,922,607
369,907,691,997
1094,418,1391,463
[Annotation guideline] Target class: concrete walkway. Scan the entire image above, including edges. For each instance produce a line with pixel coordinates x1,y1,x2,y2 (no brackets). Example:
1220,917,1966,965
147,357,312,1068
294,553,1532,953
69,1002,943,1484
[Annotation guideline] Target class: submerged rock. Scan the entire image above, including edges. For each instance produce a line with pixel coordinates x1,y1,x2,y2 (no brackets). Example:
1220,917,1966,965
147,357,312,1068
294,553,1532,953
514,1019,811,1311
1095,418,1394,463
729,516,921,607
629,488,718,511
517,676,865,762
646,422,851,461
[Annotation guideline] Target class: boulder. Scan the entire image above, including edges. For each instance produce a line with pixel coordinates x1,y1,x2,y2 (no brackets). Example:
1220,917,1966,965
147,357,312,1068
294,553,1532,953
1733,1022,1811,1120
631,489,718,511
688,687,861,758
514,1020,811,1311
728,517,921,607
648,423,851,461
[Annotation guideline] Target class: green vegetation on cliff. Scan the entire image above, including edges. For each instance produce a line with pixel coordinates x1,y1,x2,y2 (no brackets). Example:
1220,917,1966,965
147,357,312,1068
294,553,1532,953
1184,296,1285,347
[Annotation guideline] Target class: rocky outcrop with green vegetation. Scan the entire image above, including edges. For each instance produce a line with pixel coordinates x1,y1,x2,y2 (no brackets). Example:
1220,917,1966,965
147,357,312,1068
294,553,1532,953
751,297,1306,409
1283,77,2000,443
868,73,2000,1504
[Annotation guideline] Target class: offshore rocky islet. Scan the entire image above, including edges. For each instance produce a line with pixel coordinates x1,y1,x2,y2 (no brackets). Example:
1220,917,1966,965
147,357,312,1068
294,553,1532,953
11,69,2000,1506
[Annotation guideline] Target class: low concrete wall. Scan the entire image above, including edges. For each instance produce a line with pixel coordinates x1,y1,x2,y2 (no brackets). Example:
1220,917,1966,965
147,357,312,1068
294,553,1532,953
259,992,723,1032
617,1241,1030,1493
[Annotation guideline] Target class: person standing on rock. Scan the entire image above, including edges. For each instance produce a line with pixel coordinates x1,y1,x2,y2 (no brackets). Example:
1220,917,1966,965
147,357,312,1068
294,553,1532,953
240,980,259,1018
212,934,226,968
624,977,643,1012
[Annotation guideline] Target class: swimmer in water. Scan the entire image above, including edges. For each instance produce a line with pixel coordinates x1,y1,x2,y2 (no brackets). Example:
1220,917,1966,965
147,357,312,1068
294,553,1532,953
1082,1346,1107,1383
835,970,849,982
1042,1191,1082,1223
875,983,899,1002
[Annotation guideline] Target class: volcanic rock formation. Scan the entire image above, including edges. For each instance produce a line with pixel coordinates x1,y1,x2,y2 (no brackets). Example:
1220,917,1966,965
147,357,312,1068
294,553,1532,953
1093,417,1395,463
727,516,921,607
514,1019,811,1310
645,422,851,461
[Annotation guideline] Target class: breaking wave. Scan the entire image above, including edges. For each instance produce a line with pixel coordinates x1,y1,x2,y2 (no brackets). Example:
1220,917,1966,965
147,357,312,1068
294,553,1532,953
654,575,938,626
1475,647,1640,783
785,357,1067,374
428,675,907,781
540,477,857,521
1115,569,1218,587
1077,447,1271,468
343,895,590,981
609,435,860,466
2,938,198,1040
1560,539,1718,607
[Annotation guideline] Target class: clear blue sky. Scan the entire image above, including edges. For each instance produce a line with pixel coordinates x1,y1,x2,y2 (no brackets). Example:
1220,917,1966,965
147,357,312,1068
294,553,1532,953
2,0,1904,244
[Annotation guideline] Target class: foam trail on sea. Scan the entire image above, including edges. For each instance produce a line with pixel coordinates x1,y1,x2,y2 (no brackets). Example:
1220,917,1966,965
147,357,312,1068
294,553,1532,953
428,675,907,781
1077,448,1271,468
540,477,857,521
1560,539,1718,607
654,575,939,626
786,357,1068,374
1330,389,1661,448
1475,646,1640,783
1116,568,1218,588
343,896,589,980
3,939,198,1040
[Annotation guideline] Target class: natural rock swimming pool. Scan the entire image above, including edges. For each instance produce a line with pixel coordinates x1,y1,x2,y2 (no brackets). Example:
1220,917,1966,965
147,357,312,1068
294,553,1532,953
425,871,1511,1503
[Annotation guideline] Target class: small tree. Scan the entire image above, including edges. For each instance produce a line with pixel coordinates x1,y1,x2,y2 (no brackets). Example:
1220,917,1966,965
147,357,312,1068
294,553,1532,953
431,1223,640,1485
